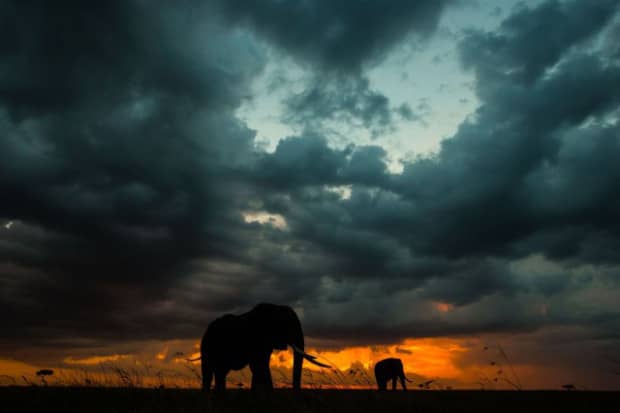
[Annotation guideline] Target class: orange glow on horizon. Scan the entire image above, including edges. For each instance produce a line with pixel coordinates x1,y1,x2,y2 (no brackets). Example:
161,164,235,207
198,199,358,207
6,334,612,389
272,337,471,383
1,337,474,388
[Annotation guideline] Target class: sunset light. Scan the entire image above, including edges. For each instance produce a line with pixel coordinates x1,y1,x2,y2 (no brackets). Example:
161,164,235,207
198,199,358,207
1,2,620,412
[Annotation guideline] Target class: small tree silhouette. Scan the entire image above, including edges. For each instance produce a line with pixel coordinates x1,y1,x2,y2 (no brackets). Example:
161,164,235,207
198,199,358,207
36,369,54,386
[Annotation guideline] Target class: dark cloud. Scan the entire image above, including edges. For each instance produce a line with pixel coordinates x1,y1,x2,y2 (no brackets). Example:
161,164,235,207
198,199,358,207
253,134,348,190
396,102,428,126
389,54,620,259
0,0,266,345
249,0,620,341
460,0,617,84
253,135,389,190
1,0,620,368
209,0,447,72
281,73,432,135
412,99,434,125
210,0,448,135
283,76,394,137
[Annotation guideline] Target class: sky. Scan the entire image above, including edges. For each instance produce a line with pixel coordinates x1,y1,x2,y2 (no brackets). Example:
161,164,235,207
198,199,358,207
1,0,620,390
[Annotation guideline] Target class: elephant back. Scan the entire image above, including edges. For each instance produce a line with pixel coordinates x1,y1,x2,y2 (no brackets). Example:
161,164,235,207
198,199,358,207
202,314,248,369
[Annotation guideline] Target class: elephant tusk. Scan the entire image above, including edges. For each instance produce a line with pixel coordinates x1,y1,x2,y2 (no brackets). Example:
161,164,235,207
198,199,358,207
290,344,331,368
304,356,331,368
290,344,304,354
185,356,201,362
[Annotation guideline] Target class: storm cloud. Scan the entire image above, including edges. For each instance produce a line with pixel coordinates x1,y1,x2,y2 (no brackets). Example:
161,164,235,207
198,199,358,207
1,0,620,382
0,0,266,343
208,0,448,135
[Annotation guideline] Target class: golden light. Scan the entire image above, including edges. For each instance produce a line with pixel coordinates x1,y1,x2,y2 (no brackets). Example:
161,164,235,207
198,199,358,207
63,354,130,365
155,346,168,361
433,301,455,313
270,337,472,388
0,358,40,379
3,336,554,389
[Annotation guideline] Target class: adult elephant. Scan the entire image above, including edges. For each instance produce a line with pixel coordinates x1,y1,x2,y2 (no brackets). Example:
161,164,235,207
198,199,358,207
374,358,412,390
200,303,329,391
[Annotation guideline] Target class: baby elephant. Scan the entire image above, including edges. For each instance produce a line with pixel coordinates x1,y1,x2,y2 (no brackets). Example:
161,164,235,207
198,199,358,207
374,358,412,390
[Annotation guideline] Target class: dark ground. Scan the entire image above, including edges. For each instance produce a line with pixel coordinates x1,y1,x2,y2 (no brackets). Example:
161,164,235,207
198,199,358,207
0,387,618,413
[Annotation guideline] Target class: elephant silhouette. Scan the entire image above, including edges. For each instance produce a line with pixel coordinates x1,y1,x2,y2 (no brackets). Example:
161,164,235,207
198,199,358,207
199,303,329,391
374,358,412,390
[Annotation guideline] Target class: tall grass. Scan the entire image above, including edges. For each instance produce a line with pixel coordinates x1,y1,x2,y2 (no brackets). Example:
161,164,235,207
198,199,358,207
480,343,522,390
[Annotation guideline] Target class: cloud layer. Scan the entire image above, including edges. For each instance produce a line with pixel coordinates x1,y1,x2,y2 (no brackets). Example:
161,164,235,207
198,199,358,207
1,0,620,382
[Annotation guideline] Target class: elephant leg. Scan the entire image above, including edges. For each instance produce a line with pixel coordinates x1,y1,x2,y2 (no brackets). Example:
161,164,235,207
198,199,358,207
201,360,213,392
263,353,274,390
250,366,259,389
250,354,273,391
392,377,397,390
214,369,228,392
399,375,407,391
376,372,387,390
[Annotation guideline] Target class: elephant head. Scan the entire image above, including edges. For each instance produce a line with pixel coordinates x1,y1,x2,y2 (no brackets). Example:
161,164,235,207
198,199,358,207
200,303,329,391
250,303,308,388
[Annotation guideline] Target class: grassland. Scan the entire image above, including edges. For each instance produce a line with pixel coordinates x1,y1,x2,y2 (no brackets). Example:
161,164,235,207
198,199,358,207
1,387,619,413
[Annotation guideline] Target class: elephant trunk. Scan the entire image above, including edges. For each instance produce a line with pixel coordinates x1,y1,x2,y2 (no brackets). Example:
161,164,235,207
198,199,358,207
292,334,304,389
293,350,303,389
